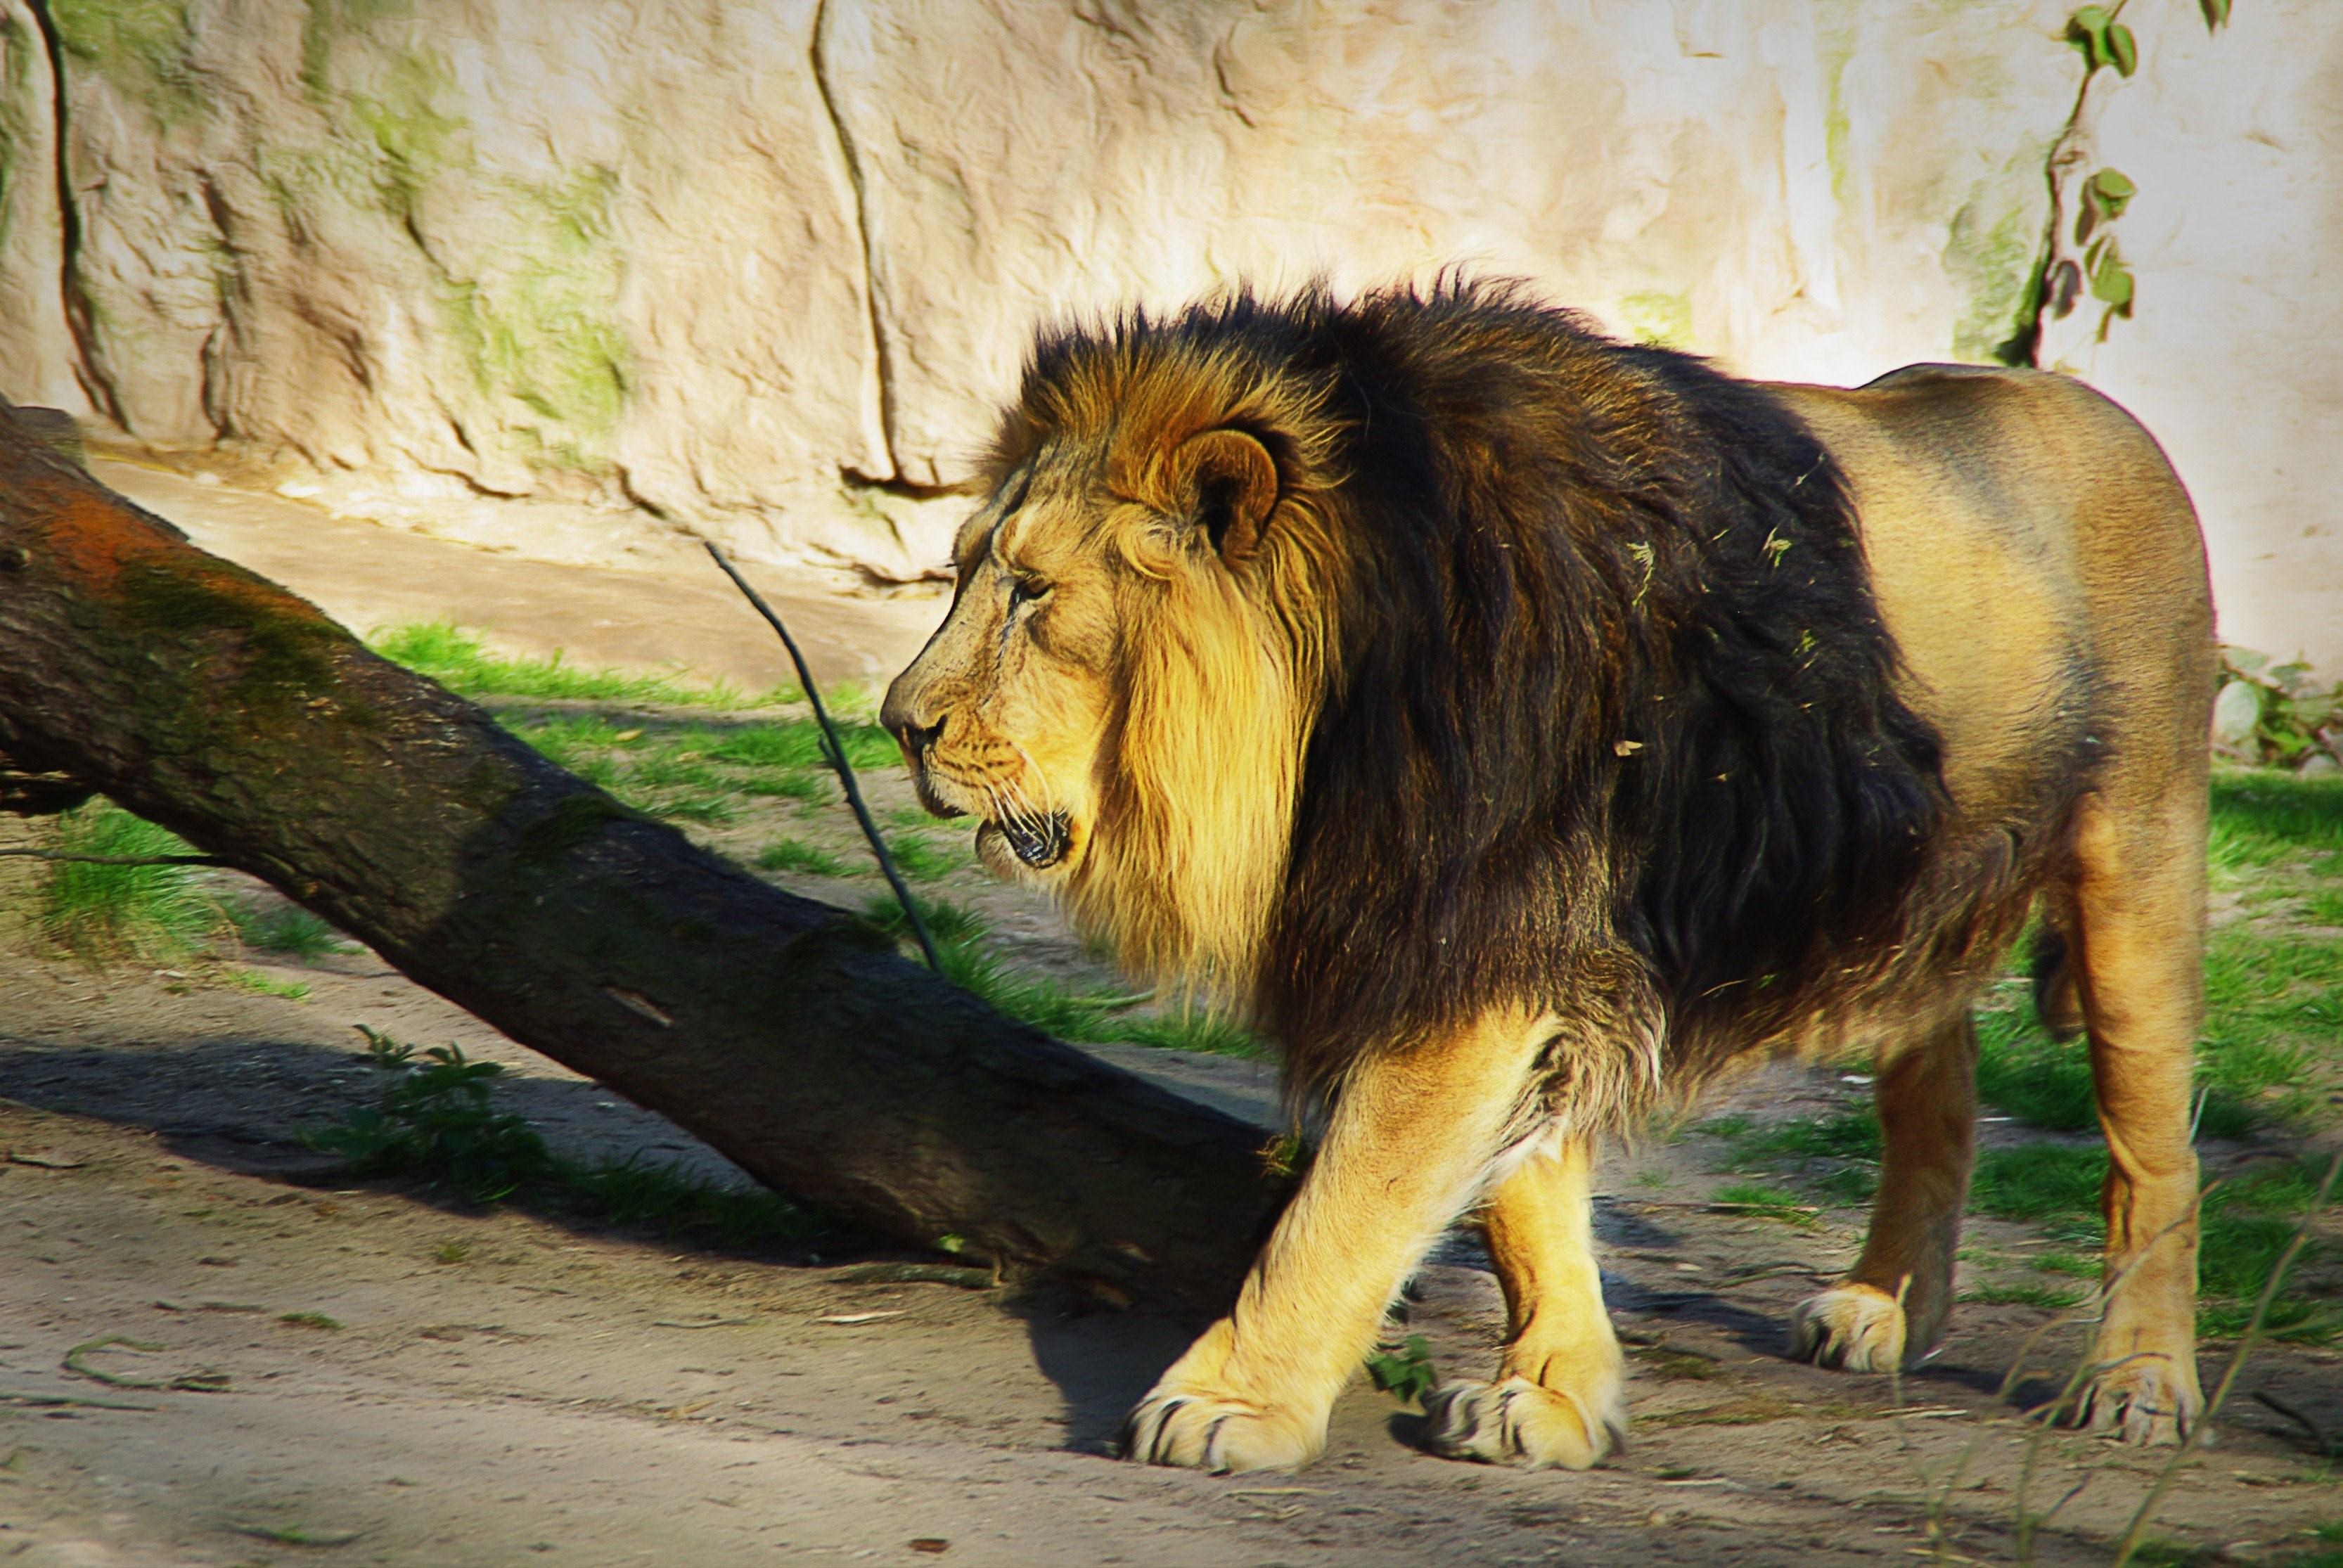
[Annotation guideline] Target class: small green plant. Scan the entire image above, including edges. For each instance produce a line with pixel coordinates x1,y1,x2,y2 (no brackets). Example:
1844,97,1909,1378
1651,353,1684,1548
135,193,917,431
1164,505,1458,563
224,969,314,1001
308,1029,826,1247
432,1239,472,1265
34,802,222,960
2215,648,2342,771
757,839,848,877
1365,1334,1437,1405
307,1034,551,1204
228,899,351,960
883,832,964,882
1960,1282,2086,1309
278,1311,342,1330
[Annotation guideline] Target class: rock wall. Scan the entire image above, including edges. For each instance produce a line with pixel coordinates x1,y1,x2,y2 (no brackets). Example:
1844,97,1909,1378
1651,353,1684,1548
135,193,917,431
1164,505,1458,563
0,0,2334,665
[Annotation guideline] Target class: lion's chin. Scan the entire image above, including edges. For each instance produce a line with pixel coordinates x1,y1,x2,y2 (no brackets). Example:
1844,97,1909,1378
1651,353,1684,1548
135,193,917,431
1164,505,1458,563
975,814,1074,876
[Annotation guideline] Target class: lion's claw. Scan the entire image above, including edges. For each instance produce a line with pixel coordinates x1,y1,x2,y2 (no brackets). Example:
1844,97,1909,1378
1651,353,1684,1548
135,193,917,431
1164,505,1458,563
1790,1283,1909,1372
1420,1374,1626,1469
1122,1387,1325,1473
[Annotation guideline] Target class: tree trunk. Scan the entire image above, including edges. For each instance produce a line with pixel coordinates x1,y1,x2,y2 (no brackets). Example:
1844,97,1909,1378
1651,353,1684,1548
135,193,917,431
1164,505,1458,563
0,403,1290,1311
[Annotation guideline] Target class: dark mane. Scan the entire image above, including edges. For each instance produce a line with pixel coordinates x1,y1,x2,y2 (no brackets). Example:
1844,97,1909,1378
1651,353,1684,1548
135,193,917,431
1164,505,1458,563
1021,281,1950,1102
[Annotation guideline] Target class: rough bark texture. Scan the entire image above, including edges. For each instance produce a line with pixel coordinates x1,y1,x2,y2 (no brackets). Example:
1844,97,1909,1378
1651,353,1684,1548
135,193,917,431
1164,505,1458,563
0,401,1290,1311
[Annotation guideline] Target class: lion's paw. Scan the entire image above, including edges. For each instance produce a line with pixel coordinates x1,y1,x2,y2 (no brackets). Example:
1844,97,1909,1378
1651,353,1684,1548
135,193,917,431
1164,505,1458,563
1789,1283,1908,1372
2070,1349,2203,1446
1420,1375,1626,1469
1121,1386,1325,1473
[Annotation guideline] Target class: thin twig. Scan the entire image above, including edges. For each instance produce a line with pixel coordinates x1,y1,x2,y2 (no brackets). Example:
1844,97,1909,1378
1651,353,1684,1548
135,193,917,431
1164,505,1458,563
2110,1148,2343,1568
701,541,940,972
0,849,224,866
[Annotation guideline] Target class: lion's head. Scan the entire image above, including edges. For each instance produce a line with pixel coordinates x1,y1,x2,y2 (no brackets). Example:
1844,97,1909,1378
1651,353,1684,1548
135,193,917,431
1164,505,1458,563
880,319,1346,996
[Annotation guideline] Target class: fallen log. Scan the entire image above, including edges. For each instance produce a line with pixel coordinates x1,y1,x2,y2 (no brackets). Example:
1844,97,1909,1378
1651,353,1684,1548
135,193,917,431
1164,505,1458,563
0,401,1291,1310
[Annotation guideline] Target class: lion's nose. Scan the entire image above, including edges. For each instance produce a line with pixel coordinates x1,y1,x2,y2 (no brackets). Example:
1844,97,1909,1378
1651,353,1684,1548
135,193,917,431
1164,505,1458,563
892,713,945,761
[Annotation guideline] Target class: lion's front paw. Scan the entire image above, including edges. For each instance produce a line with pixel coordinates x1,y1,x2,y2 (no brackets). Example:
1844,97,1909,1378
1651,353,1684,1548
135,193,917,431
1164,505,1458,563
2070,1347,2203,1446
1121,1385,1327,1473
1420,1374,1626,1469
1789,1283,1908,1372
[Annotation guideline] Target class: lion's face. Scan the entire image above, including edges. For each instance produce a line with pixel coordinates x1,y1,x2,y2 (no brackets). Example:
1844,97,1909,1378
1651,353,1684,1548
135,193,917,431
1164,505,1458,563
880,458,1133,883
881,411,1325,989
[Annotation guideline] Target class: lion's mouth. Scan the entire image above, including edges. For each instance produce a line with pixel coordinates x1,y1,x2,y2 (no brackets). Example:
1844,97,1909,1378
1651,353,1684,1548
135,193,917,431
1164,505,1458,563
978,812,1072,870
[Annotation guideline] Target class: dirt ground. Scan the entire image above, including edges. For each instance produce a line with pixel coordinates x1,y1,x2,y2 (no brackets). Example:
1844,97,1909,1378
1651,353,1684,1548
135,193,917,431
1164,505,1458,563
3,480,2339,1566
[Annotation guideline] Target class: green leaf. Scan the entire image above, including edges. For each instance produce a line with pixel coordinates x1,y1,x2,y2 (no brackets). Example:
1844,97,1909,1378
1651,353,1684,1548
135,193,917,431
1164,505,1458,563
2068,6,2114,67
2200,0,2232,31
1364,1335,1438,1406
2088,167,2137,218
2107,22,2138,75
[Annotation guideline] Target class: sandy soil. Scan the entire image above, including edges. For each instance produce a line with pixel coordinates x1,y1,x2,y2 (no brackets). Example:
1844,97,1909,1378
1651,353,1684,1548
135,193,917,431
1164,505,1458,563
2,477,2338,1565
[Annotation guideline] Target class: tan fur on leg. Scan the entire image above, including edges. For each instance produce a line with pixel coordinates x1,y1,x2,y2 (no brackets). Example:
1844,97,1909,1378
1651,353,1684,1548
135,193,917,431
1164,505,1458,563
1792,1015,1977,1372
1423,1136,1626,1468
1123,1008,1554,1473
2067,793,2205,1443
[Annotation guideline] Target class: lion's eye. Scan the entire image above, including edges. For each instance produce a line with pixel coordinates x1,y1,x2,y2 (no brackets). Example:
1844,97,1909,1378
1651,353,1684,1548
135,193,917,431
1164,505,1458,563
1007,578,1050,615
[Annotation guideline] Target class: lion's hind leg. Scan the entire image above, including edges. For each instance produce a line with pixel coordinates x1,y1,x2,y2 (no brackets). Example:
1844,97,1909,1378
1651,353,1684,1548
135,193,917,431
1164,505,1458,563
1420,1136,1627,1469
2065,790,2205,1444
1791,1013,1977,1372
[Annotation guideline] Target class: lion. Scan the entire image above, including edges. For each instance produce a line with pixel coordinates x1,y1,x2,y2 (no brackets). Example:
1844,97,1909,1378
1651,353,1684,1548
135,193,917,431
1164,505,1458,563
880,280,2212,1474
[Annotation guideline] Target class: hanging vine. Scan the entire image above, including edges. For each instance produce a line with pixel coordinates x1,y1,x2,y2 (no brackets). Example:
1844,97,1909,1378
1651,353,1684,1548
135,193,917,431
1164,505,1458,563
1998,0,2234,367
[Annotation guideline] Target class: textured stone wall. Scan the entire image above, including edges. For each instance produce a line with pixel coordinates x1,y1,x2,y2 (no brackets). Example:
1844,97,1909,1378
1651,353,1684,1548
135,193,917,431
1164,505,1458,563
0,1,2334,666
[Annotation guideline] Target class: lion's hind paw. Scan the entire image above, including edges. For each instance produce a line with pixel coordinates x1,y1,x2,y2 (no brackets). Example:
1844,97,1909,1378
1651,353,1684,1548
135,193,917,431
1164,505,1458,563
1420,1375,1625,1469
1121,1387,1325,1473
1789,1283,1908,1372
2070,1351,2203,1446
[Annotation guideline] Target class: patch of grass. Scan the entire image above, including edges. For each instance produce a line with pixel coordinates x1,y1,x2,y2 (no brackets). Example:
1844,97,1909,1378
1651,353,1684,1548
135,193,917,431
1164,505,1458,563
1365,1335,1437,1405
278,1311,342,1330
34,802,222,960
371,622,783,708
1116,1007,1268,1058
2207,771,2343,871
433,1240,471,1265
306,1029,827,1248
227,900,351,960
1700,1110,1880,1205
223,969,313,1001
1970,1143,2338,1343
2031,1249,2099,1278
884,832,964,882
1710,1181,1816,1225
1960,1282,2085,1309
756,839,849,878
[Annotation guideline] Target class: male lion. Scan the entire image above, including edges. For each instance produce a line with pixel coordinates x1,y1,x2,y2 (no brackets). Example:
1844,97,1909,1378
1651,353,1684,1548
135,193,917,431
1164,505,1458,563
881,281,2212,1473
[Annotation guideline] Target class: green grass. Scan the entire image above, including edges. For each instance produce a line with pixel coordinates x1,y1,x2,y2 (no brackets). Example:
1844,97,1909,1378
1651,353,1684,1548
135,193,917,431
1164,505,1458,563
757,839,849,878
277,1311,342,1330
1700,1110,1881,1204
223,969,313,1001
228,900,351,960
306,1029,827,1249
1970,1142,2338,1342
1709,1181,1816,1224
859,894,1268,1057
2207,770,2343,871
34,802,221,960
1961,1282,2086,1309
884,832,964,882
371,622,787,709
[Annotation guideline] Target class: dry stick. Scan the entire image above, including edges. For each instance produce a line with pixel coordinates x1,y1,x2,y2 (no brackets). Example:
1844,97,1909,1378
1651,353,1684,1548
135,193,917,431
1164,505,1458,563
0,848,224,866
2110,1147,2343,1568
700,541,940,972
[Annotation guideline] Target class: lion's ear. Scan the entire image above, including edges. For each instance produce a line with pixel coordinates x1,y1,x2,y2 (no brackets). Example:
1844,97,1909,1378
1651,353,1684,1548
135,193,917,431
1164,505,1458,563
1170,428,1278,565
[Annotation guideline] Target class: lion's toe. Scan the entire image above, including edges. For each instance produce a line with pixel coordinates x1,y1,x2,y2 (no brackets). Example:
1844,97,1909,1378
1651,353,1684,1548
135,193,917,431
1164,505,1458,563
1789,1283,1908,1372
1121,1386,1325,1473
1420,1375,1624,1469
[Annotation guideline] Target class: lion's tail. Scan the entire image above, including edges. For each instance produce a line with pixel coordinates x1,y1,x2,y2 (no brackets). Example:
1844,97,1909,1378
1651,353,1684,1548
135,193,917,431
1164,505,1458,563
2029,925,2087,1043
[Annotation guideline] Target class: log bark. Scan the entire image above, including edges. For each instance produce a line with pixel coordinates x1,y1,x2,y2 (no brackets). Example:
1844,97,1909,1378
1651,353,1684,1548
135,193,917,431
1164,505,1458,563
0,403,1290,1311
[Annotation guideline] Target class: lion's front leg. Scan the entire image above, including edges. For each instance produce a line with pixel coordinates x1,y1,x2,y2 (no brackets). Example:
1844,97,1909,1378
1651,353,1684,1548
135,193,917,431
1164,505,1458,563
1123,1008,1555,1474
